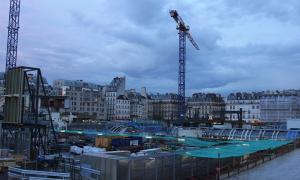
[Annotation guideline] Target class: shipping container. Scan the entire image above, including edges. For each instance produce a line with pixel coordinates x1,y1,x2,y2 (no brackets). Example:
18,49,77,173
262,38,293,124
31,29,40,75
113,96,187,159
95,136,142,150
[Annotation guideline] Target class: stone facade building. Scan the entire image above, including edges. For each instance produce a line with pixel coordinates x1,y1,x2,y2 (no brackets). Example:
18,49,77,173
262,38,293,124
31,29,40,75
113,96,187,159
104,77,126,120
52,79,105,120
226,92,261,122
126,90,148,120
115,95,130,120
149,93,179,120
52,77,151,121
186,93,225,120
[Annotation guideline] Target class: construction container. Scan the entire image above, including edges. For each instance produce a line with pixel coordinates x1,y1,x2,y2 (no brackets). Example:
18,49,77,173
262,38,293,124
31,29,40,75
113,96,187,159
95,136,142,150
95,136,116,150
4,68,24,124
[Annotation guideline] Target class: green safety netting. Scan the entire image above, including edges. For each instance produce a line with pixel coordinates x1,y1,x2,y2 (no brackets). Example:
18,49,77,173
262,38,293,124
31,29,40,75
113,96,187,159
182,137,226,147
118,134,230,149
59,130,293,158
122,134,225,147
185,140,292,159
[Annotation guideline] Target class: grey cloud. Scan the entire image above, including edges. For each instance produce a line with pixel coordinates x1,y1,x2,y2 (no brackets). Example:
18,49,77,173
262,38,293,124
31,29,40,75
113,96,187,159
107,0,168,27
67,0,300,93
1,0,300,95
224,0,300,24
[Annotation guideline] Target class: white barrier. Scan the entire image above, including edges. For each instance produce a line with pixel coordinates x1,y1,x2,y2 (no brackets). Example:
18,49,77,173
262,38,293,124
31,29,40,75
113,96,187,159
8,167,70,179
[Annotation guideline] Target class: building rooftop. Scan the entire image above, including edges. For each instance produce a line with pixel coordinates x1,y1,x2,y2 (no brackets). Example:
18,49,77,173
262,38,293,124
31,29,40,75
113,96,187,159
126,91,147,100
227,92,262,100
150,93,179,100
53,79,103,89
117,95,129,100
261,89,300,96
188,93,224,102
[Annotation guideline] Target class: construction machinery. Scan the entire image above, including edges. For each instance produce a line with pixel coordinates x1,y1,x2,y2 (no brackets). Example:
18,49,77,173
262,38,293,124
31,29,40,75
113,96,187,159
2,67,58,160
6,0,21,70
169,10,199,120
2,1,59,160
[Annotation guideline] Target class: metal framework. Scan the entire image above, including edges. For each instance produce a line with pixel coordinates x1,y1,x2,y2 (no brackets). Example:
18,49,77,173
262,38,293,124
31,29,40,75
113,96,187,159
178,31,186,120
170,10,199,120
213,108,244,128
6,0,21,70
1,67,57,160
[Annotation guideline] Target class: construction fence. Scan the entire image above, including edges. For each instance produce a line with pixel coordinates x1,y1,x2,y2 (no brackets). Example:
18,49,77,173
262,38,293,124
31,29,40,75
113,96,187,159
81,139,298,180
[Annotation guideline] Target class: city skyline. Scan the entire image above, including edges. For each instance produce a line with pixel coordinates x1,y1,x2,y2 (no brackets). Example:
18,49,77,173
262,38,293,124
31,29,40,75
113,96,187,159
49,76,300,97
1,1,300,179
1,0,300,95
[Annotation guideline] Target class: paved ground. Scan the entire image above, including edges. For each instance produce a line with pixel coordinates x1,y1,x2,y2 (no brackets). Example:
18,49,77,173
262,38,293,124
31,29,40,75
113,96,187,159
228,149,300,180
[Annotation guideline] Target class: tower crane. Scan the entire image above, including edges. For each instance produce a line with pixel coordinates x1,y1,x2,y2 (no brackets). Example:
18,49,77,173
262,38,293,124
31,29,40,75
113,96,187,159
3,0,59,159
6,0,21,70
169,10,199,120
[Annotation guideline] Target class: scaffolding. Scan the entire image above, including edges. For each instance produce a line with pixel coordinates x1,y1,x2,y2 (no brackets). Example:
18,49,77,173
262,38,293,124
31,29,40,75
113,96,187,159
260,93,300,122
1,67,57,160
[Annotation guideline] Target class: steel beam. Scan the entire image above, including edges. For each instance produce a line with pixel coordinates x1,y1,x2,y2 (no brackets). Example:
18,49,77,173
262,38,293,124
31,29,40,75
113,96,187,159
178,31,186,120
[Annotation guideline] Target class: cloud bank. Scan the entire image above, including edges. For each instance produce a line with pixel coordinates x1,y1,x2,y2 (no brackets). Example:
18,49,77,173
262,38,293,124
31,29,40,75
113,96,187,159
0,0,300,95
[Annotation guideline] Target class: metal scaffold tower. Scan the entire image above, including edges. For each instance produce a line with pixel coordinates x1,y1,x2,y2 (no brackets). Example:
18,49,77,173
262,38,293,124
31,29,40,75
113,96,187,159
6,0,21,70
170,10,199,120
1,67,58,160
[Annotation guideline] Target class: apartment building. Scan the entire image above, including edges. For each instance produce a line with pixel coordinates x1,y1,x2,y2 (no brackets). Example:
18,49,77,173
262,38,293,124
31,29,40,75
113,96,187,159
52,77,126,121
149,93,179,120
53,79,105,120
126,90,148,120
104,77,126,120
115,95,130,120
226,92,261,122
186,93,225,120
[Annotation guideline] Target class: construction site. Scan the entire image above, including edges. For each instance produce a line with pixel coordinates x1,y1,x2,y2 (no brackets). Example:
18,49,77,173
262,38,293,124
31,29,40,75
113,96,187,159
1,1,300,180
1,117,300,179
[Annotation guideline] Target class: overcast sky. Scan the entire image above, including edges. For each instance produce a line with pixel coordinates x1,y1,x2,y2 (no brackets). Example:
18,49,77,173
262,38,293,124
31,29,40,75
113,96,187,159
1,0,300,95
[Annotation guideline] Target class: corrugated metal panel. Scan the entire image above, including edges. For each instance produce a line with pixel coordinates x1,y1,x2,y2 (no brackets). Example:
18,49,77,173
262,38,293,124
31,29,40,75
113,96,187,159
4,69,24,124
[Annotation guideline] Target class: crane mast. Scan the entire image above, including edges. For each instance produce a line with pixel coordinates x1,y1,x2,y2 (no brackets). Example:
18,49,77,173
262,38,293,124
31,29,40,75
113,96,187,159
6,0,21,70
170,10,199,120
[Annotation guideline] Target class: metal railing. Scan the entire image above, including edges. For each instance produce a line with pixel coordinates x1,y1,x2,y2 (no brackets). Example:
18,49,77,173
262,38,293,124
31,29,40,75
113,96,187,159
63,162,101,180
8,167,70,179
61,156,101,180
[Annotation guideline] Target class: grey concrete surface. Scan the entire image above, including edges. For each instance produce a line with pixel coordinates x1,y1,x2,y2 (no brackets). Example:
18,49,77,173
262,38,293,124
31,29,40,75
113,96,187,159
228,149,300,180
